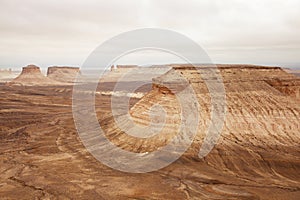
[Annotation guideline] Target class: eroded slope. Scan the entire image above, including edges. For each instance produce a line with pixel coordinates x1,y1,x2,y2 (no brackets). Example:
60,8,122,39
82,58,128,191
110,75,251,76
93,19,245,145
0,65,299,199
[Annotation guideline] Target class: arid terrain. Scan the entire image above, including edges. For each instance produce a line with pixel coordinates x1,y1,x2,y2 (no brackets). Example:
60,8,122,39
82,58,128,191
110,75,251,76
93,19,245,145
0,64,299,199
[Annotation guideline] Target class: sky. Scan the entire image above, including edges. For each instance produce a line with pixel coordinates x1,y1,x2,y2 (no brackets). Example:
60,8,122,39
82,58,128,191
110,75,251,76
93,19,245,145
0,0,299,69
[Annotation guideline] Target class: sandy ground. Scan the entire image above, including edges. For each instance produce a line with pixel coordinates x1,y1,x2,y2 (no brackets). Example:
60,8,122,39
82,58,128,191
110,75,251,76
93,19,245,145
0,65,299,199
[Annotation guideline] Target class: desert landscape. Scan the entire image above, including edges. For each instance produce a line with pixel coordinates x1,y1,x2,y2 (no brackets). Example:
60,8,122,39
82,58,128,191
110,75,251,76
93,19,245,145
1,0,299,199
0,64,299,199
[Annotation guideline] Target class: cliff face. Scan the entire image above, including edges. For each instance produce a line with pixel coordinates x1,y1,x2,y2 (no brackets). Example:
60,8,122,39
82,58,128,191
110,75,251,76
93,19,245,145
47,66,80,83
265,79,300,98
103,65,300,148
20,65,41,74
99,65,300,198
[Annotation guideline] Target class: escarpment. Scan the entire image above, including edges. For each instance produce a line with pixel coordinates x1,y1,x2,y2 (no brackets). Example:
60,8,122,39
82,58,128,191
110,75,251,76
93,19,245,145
101,65,300,150
99,65,300,192
1,64,299,199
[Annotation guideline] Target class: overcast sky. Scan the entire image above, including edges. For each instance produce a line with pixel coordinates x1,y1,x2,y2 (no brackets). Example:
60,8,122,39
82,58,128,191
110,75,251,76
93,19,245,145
0,0,299,69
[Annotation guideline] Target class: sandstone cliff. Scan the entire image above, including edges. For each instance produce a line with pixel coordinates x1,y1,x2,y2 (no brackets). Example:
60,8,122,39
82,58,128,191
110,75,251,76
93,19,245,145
99,65,300,198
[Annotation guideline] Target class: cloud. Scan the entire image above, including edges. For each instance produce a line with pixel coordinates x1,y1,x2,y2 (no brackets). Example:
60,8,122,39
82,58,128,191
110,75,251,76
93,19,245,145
0,0,299,68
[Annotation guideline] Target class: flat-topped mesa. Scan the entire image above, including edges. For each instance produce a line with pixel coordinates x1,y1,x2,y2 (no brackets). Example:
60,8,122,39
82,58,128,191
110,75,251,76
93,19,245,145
8,64,63,86
101,64,300,155
20,65,41,74
218,65,300,98
47,66,81,83
151,65,300,98
47,66,80,75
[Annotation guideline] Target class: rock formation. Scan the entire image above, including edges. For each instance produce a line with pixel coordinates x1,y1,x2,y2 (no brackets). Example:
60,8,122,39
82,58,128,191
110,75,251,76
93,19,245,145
99,65,300,198
0,64,299,199
103,65,300,147
47,66,81,83
8,65,61,86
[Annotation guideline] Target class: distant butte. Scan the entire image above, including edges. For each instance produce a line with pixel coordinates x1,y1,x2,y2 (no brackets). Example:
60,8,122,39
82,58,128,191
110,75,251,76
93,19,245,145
7,65,81,86
0,64,299,199
7,65,62,86
47,66,81,83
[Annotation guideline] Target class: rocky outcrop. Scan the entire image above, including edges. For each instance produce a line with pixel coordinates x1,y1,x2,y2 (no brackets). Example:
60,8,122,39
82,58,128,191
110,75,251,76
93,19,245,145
1,64,299,199
101,65,300,144
99,65,300,198
47,66,81,83
8,65,61,86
